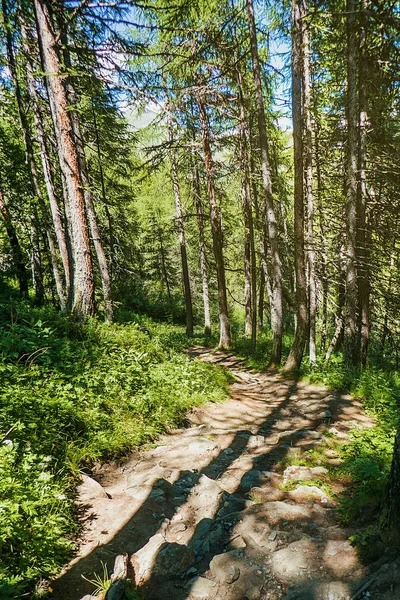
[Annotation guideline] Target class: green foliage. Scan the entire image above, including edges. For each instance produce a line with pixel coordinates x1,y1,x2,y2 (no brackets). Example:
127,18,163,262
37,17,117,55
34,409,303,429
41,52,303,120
0,303,230,597
302,358,399,528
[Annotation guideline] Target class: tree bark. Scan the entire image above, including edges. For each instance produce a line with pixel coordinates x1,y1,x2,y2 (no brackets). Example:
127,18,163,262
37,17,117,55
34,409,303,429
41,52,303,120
302,1,317,363
357,0,370,367
0,190,29,297
30,212,45,305
19,20,69,309
192,153,212,336
246,0,283,365
197,98,231,349
237,70,257,350
61,33,113,321
33,0,95,318
167,111,193,336
283,0,309,372
344,0,359,365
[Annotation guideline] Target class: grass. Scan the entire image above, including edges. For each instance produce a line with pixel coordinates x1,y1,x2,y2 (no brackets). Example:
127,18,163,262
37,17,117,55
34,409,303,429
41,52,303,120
0,300,231,598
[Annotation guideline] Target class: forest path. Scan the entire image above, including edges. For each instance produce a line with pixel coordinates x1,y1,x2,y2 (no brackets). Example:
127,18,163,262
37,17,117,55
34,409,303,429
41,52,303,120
51,346,379,600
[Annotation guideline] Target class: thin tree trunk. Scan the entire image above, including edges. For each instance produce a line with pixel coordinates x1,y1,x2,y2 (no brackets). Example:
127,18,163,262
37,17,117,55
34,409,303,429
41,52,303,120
33,0,95,318
302,1,317,363
325,316,343,361
91,99,114,281
197,98,231,349
0,190,29,297
357,0,370,367
246,0,283,365
283,0,308,372
30,212,45,305
237,71,257,350
158,220,172,305
344,0,359,365
192,153,212,336
20,21,69,309
315,126,328,352
167,111,193,336
258,264,265,330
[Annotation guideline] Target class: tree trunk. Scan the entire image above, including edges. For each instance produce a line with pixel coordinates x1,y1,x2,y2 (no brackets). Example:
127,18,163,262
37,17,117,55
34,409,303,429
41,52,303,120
30,213,45,306
3,0,63,307
344,0,359,365
167,112,193,336
192,153,212,336
65,73,113,321
33,0,95,318
246,0,283,365
258,264,265,330
237,71,257,350
0,190,29,297
157,220,172,305
357,0,370,367
302,1,317,363
19,21,69,309
283,0,309,372
91,99,115,282
197,98,231,349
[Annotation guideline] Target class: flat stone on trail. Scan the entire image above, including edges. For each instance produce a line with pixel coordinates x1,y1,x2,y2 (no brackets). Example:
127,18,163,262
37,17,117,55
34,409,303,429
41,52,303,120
271,539,318,582
323,540,361,578
77,474,109,503
240,501,314,527
188,576,218,599
249,486,285,502
131,533,165,585
288,485,332,505
283,465,328,483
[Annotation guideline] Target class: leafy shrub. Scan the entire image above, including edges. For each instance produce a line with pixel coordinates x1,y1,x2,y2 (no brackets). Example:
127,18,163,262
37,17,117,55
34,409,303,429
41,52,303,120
0,305,230,597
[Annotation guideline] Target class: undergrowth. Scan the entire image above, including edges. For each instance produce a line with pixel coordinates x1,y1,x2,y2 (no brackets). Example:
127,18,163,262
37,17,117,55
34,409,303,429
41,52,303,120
0,301,231,598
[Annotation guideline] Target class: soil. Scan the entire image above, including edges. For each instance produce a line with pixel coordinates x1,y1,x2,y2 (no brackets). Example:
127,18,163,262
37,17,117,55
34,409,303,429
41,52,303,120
50,347,398,600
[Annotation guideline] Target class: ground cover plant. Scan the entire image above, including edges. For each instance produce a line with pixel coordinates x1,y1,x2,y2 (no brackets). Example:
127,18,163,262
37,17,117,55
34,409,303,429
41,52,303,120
0,300,231,598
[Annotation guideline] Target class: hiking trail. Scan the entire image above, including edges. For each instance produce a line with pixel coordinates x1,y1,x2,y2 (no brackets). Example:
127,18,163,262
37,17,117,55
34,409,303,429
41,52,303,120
51,347,396,600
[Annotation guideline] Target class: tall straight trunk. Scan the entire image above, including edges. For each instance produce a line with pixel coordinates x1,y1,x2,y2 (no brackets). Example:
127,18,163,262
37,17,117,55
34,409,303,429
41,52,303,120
344,0,359,365
315,125,328,351
157,220,172,305
0,190,29,297
246,0,283,365
30,213,45,306
167,112,193,336
3,0,55,306
91,99,114,281
357,0,370,367
61,38,113,321
19,21,69,309
258,264,265,330
197,99,231,349
237,71,257,349
283,0,308,372
381,251,395,352
302,1,317,363
33,0,94,318
192,153,212,336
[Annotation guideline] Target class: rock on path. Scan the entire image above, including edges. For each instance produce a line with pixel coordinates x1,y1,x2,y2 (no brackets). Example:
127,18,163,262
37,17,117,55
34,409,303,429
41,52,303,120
51,347,379,600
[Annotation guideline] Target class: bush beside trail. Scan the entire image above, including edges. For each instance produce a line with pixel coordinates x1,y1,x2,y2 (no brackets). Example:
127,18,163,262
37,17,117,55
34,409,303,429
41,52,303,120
0,303,230,599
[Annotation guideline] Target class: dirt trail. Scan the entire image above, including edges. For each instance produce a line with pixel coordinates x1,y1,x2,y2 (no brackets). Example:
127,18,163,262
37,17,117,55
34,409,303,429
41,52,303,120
51,347,386,600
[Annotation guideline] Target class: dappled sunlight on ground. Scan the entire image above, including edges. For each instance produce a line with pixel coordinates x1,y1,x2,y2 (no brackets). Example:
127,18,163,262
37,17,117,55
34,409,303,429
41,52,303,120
50,347,387,600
